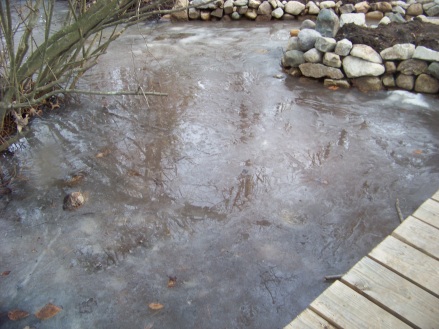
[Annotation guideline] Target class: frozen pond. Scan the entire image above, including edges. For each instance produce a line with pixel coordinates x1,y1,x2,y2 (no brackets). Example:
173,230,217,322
1,20,439,328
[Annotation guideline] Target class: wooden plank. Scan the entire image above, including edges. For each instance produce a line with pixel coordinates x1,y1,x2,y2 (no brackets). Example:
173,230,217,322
412,198,439,229
284,309,337,329
392,215,439,260
309,281,411,329
343,257,439,329
431,189,439,202
369,235,439,296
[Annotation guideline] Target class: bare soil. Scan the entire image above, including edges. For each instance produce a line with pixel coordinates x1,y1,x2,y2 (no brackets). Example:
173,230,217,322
336,20,439,52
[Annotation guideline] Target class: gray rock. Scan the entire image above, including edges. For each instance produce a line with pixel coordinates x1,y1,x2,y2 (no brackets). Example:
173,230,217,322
343,56,385,78
415,74,439,93
392,0,409,9
397,59,428,75
248,0,261,8
350,44,382,64
392,5,406,15
339,4,355,14
211,8,224,17
352,77,383,92
396,73,415,90
320,1,336,9
234,0,248,6
426,4,439,16
244,8,258,18
238,5,248,13
272,7,284,18
384,61,397,73
307,1,321,14
224,0,234,14
299,63,344,79
382,74,396,87
298,29,322,51
282,50,305,67
427,62,439,80
406,3,424,15
284,1,306,15
303,48,323,63
323,79,351,88
188,7,201,19
386,12,406,23
286,37,300,51
323,52,342,67
340,13,366,27
315,37,337,52
413,46,439,62
315,9,340,37
300,19,316,30
258,1,272,14
192,0,217,9
334,38,353,56
231,11,241,19
380,44,415,60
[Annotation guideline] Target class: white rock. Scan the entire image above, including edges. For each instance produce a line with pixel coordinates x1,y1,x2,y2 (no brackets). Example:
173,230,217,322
343,56,385,78
320,0,336,9
272,7,284,18
380,44,415,60
315,37,337,52
299,63,344,79
334,38,352,56
379,16,391,25
306,1,321,14
304,48,323,63
413,46,439,62
323,52,342,67
350,44,383,64
284,1,306,14
340,13,366,27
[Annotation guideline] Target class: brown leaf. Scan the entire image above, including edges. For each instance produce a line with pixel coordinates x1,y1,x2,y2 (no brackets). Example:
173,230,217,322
167,276,177,288
35,303,62,320
1,270,11,276
413,149,423,154
328,86,339,91
148,302,164,311
127,169,142,177
96,148,111,158
8,309,29,321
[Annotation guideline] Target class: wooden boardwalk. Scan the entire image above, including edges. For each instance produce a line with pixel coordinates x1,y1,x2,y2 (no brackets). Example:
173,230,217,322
285,189,439,329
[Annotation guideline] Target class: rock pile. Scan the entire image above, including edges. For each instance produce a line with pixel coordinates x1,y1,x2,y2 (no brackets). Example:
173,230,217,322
171,0,439,21
281,9,439,93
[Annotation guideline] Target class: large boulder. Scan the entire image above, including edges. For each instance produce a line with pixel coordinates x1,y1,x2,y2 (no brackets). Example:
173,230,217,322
315,9,340,37
415,74,439,94
413,46,439,62
426,5,439,17
284,1,306,15
192,0,217,9
339,4,355,14
354,1,370,13
307,1,320,14
406,3,423,16
343,56,385,78
282,50,305,67
299,63,344,79
380,44,415,60
340,13,366,27
224,0,234,14
350,44,382,64
188,7,201,19
257,1,272,15
244,8,258,19
248,0,261,8
298,29,322,51
352,77,383,92
396,73,415,90
171,0,189,21
397,59,428,75
320,1,336,9
272,7,284,18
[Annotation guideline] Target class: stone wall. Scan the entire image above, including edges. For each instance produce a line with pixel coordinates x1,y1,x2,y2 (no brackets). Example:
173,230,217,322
170,0,439,21
280,10,439,93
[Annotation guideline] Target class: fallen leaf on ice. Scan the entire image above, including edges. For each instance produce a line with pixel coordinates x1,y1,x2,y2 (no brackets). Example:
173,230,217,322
35,303,62,320
8,309,29,320
328,86,339,91
413,149,423,154
167,276,177,288
1,270,11,276
148,303,164,311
